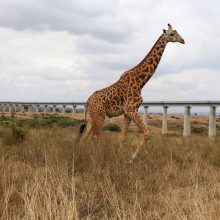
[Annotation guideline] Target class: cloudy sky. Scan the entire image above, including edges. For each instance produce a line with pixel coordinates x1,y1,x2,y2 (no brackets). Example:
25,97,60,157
0,0,220,102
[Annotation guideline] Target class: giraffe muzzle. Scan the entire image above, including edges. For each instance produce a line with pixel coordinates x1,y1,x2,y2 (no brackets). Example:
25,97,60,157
180,39,185,44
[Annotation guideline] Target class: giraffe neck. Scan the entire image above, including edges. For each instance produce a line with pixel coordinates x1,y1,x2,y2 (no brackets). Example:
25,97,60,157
131,34,168,87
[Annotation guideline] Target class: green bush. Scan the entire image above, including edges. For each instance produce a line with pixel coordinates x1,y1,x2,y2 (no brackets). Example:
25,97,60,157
1,120,27,143
36,115,63,126
102,123,121,132
27,118,41,128
0,115,7,121
57,119,78,127
32,115,84,128
192,127,206,134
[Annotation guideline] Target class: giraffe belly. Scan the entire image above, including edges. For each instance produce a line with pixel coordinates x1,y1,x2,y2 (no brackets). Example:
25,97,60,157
106,109,124,118
106,102,124,118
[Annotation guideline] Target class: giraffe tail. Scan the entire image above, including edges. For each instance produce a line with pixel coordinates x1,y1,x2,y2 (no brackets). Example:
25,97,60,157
76,103,88,144
75,123,86,145
79,123,86,134
78,103,88,136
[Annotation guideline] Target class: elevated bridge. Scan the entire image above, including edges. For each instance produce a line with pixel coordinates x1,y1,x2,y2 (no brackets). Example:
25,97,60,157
0,101,219,138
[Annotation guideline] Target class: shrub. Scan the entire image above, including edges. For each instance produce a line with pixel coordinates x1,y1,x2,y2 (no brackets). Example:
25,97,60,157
0,120,27,143
0,115,7,121
57,119,78,127
42,115,59,125
27,118,41,128
170,115,180,119
102,123,121,132
192,127,206,134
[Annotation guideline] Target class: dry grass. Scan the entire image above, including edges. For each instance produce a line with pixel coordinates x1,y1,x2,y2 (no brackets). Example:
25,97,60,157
0,114,220,219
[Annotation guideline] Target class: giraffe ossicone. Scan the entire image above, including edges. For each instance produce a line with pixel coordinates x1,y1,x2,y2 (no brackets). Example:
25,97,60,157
79,24,185,161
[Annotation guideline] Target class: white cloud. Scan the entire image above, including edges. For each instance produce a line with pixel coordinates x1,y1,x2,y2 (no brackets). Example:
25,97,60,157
0,0,219,102
142,68,220,101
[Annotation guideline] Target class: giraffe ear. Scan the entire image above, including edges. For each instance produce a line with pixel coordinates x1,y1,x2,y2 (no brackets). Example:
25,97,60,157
168,24,173,30
163,29,166,33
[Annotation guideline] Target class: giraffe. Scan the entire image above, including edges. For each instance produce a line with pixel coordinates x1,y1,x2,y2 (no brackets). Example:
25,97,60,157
80,24,185,161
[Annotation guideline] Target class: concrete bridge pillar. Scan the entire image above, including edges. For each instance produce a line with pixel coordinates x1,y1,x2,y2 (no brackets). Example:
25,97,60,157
21,105,26,112
23,105,27,112
162,106,168,134
143,106,149,125
3,104,7,112
209,106,216,138
53,105,56,113
44,105,48,113
62,105,66,114
36,105,40,113
183,106,191,136
19,105,22,112
2,104,6,112
14,104,18,112
27,105,31,113
47,105,52,113
9,104,12,112
73,105,77,114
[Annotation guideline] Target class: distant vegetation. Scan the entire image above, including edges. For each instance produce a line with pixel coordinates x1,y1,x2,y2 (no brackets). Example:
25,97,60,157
1,113,85,128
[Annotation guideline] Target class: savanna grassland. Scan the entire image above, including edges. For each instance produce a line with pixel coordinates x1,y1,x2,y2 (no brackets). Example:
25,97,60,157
0,112,220,219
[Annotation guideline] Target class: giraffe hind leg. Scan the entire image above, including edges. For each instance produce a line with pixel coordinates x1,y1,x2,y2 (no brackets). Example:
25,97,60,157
125,111,149,162
119,115,131,150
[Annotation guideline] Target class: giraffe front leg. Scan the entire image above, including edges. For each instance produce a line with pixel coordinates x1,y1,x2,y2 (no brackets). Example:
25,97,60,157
125,111,149,161
119,115,131,150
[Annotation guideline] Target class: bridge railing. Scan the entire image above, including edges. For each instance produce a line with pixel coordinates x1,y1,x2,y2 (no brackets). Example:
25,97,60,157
0,101,219,138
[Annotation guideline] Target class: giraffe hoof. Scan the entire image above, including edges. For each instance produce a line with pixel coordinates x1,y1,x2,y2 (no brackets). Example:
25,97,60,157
130,153,137,160
128,153,137,164
128,159,134,165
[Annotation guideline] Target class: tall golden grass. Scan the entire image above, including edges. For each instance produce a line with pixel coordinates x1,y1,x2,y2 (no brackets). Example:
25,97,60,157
1,119,220,219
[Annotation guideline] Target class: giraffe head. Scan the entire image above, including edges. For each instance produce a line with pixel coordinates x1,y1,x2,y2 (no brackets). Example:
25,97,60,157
163,24,185,44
